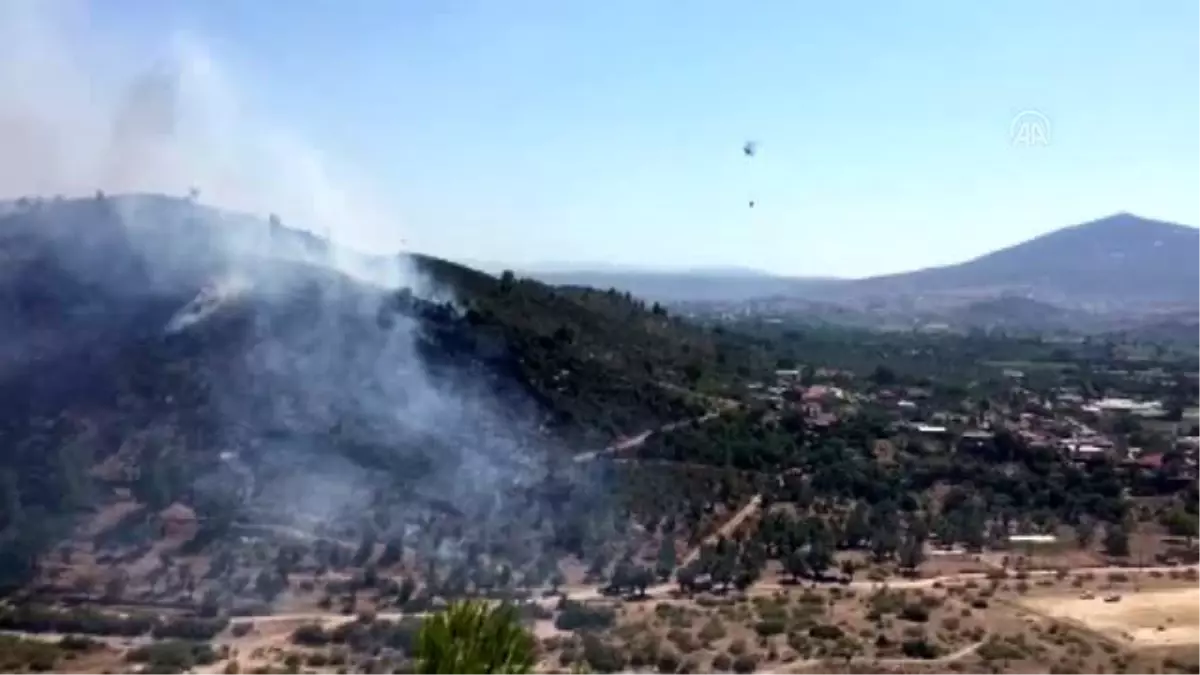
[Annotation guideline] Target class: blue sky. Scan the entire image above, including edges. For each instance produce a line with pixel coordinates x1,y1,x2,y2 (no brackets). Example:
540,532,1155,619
87,0,1198,277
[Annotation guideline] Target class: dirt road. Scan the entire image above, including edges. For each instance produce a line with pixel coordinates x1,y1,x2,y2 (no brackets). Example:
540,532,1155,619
572,412,720,463
228,609,418,627
680,494,764,567
555,563,1199,604
572,430,653,463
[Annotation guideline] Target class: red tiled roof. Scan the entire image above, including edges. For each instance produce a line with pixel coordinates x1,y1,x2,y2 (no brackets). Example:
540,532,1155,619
1136,453,1164,469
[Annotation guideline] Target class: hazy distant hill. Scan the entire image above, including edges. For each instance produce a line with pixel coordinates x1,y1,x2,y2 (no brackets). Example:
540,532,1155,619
527,268,840,303
530,214,1198,313
939,296,1100,332
845,213,1199,307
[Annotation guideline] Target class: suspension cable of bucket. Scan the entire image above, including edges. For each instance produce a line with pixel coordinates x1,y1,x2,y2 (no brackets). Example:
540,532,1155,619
742,140,758,210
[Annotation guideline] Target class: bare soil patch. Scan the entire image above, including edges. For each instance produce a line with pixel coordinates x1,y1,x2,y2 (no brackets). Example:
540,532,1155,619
1017,585,1199,647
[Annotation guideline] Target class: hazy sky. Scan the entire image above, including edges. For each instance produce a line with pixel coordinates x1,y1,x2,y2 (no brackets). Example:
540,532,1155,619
7,0,1199,277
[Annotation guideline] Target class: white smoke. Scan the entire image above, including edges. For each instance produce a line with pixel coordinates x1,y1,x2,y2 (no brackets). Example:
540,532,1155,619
0,0,589,578
0,0,405,287
163,275,252,334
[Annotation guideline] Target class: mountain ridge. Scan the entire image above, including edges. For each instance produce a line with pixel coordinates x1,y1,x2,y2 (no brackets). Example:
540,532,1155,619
527,269,840,303
842,213,1199,306
522,213,1199,311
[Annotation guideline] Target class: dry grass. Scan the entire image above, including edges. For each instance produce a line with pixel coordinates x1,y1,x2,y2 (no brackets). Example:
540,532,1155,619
1017,586,1199,648
538,584,999,673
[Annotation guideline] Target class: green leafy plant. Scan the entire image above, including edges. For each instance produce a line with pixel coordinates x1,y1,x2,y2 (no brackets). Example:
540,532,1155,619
415,600,536,674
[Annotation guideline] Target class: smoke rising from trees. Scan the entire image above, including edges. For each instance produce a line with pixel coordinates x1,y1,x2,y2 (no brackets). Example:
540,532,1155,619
0,0,593,590
0,0,400,260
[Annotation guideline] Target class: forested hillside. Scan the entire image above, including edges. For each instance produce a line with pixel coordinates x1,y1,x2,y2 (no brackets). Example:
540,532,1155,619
0,194,760,593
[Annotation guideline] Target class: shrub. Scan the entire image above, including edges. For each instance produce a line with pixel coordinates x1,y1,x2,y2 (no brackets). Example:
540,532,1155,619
901,637,940,659
555,601,616,632
978,638,1024,661
581,635,626,673
698,619,726,643
667,628,697,653
657,649,681,673
732,654,759,673
127,640,216,674
711,653,733,671
58,634,98,651
0,636,64,673
754,618,786,637
787,631,810,655
153,617,229,641
899,604,929,622
290,623,329,646
809,624,844,640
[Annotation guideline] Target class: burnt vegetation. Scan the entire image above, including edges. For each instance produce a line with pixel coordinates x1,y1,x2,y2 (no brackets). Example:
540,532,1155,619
0,194,759,600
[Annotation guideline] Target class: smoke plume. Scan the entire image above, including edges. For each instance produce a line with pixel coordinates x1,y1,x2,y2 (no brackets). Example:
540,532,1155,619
0,0,400,275
0,0,588,582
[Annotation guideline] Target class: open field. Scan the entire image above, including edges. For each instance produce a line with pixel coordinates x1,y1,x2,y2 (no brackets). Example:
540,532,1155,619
1018,586,1199,648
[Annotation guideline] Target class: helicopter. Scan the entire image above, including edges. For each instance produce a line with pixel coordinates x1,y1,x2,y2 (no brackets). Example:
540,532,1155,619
743,141,758,207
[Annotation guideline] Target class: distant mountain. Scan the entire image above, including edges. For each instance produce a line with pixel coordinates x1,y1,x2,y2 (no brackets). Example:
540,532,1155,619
519,214,1198,312
472,211,1195,317
466,259,776,276
672,265,781,278
526,269,840,303
531,262,775,276
844,213,1199,308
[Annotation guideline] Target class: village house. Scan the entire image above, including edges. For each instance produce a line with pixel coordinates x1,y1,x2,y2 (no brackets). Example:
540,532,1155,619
1176,436,1200,452
910,423,952,444
1061,439,1111,464
956,429,995,454
1083,397,1166,418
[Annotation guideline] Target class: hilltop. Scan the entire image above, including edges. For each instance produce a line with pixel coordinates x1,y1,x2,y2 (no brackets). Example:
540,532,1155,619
0,193,757,593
